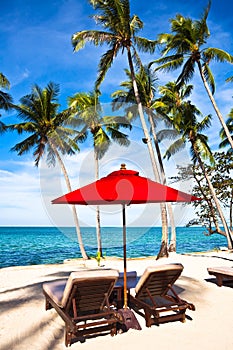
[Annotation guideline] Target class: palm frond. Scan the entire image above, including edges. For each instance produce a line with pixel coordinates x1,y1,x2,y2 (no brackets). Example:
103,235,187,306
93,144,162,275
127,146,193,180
226,76,233,83
0,121,6,133
176,57,195,86
197,114,212,132
202,63,215,94
194,136,214,164
33,138,47,167
11,134,39,155
219,113,233,150
72,30,115,51
219,137,233,149
0,73,10,89
203,47,233,64
7,122,36,134
96,46,118,89
150,54,183,70
94,128,111,159
130,46,144,71
0,91,13,111
157,128,180,142
103,115,132,130
194,1,211,45
105,127,130,147
163,138,186,159
133,36,157,54
46,145,56,167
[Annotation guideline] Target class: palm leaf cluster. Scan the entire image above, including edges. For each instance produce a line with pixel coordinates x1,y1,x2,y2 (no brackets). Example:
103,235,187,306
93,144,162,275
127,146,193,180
153,1,233,94
72,0,156,90
0,73,13,118
7,82,79,166
68,91,131,160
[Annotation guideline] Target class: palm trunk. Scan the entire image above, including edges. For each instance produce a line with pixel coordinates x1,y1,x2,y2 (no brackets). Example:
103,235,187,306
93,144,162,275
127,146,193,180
49,140,89,259
94,148,103,257
230,188,233,231
127,46,169,258
148,111,177,252
198,61,233,149
192,140,233,249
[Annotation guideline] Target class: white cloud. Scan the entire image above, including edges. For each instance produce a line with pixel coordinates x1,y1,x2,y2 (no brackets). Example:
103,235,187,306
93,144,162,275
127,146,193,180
0,165,52,225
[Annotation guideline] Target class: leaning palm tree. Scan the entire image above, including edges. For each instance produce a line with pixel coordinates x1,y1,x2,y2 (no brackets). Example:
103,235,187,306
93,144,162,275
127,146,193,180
68,91,131,257
72,0,170,258
112,66,177,253
6,82,89,259
150,0,233,149
157,90,233,249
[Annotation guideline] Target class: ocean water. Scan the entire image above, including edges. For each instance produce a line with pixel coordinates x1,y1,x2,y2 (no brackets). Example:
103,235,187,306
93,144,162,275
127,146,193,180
0,226,228,268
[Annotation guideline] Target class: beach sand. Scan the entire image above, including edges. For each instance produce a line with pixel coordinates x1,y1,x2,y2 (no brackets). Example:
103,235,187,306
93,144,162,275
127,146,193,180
1,251,233,350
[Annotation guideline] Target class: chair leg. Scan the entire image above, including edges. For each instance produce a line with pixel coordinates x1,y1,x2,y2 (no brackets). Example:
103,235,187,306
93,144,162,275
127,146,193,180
110,324,117,336
65,327,72,347
216,275,223,287
145,309,153,327
45,298,52,310
180,311,186,323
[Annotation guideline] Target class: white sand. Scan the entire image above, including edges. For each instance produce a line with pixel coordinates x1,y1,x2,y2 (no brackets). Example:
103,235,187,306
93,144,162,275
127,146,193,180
0,251,233,350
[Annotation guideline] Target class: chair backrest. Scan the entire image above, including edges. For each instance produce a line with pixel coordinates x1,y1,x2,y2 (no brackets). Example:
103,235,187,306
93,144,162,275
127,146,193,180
135,264,183,300
61,269,119,314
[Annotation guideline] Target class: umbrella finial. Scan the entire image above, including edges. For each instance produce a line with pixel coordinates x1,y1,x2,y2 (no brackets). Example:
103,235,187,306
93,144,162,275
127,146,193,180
120,163,126,170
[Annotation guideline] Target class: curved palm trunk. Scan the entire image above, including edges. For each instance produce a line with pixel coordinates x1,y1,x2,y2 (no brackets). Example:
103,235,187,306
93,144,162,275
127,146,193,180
198,61,233,149
148,111,177,252
94,148,103,257
192,140,233,249
49,140,89,260
127,47,169,258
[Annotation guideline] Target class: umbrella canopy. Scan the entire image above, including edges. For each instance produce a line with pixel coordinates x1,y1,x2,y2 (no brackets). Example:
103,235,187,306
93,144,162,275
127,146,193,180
52,165,199,206
52,164,200,309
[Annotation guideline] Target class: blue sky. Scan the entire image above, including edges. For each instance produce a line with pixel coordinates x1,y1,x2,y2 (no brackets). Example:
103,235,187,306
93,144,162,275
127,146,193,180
1,0,233,226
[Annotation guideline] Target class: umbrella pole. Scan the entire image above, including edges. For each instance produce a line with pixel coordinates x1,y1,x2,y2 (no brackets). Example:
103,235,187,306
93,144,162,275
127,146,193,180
122,204,128,309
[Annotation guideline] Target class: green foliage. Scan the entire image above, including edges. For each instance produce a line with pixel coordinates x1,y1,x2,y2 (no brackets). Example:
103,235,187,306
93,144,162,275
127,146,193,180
173,152,233,233
6,82,79,166
154,81,213,164
151,0,233,95
68,91,131,160
0,72,13,113
72,0,157,90
219,110,233,152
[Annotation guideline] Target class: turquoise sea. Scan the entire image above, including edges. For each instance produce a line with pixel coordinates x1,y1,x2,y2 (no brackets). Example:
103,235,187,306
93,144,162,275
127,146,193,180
0,226,228,268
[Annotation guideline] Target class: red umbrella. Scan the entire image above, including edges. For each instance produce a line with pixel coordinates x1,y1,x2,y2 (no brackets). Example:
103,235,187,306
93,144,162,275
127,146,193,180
52,164,200,309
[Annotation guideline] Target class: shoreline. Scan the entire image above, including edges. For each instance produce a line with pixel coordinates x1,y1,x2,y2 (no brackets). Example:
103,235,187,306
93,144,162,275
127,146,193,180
1,251,233,349
1,226,229,269
1,247,232,271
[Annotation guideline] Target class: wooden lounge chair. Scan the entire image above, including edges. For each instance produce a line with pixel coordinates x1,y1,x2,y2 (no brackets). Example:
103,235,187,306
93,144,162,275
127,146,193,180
129,263,195,327
207,266,233,286
42,269,121,347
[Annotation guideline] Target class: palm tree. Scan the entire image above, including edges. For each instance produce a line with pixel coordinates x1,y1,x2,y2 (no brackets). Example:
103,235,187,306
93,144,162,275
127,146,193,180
68,91,131,256
72,0,170,258
219,111,233,152
157,84,233,249
150,0,233,149
0,73,12,109
6,82,89,259
112,66,177,253
0,73,13,123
